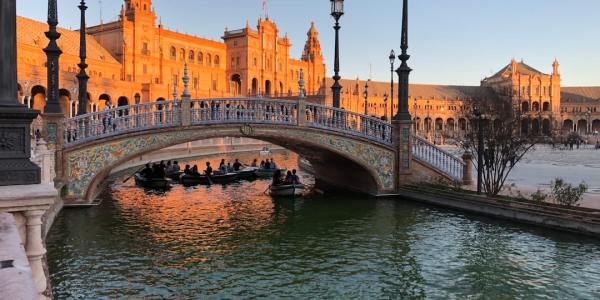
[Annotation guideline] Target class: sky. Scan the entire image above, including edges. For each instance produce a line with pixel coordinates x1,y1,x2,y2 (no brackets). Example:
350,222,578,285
17,0,600,86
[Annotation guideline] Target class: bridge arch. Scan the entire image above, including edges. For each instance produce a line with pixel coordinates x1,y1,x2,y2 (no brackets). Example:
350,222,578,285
63,124,395,203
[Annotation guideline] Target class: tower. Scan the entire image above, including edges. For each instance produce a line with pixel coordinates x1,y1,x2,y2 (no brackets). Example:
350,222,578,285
551,59,561,113
302,22,325,94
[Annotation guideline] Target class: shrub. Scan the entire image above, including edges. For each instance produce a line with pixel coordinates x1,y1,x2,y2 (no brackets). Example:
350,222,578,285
550,178,588,207
531,189,549,203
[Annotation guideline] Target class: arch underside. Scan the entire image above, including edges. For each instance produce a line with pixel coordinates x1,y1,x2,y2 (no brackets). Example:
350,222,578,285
63,125,396,203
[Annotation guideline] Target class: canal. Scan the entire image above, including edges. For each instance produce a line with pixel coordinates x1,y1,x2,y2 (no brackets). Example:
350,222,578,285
47,151,600,299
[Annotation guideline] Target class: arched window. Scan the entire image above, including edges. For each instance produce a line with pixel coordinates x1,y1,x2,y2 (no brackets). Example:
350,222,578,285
214,55,220,67
198,52,203,64
189,50,195,62
170,46,176,59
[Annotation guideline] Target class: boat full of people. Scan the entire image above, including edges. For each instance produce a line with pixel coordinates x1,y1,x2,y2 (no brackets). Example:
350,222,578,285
269,169,305,197
134,163,171,189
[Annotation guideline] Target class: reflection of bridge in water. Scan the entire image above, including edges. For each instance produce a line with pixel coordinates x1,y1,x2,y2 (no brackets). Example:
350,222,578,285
58,97,468,205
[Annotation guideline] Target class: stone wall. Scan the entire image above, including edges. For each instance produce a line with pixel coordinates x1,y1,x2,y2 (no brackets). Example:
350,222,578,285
0,213,38,300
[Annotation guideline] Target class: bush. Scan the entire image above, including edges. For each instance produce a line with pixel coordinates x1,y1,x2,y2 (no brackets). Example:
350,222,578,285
550,178,588,207
531,189,549,203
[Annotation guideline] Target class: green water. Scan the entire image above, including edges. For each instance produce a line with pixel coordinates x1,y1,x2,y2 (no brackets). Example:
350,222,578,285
47,152,600,299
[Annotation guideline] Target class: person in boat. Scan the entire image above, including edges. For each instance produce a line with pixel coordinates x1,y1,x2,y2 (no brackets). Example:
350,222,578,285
159,160,166,172
172,161,181,173
152,163,165,178
140,163,153,178
165,161,173,174
292,169,301,184
263,159,271,170
205,162,213,178
226,162,234,173
183,165,192,175
270,159,278,170
284,171,294,184
190,165,201,177
251,159,258,168
260,160,266,169
233,159,243,172
272,169,284,186
219,159,226,170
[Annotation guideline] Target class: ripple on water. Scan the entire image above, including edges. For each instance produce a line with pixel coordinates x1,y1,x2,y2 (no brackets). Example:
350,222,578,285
46,152,600,299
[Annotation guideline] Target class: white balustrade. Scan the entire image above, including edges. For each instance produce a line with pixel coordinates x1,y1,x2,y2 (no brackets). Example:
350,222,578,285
190,98,298,125
306,104,393,145
64,101,180,146
411,134,465,181
63,98,394,147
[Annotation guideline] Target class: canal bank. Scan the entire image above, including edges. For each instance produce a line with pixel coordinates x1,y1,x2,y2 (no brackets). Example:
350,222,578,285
398,185,600,237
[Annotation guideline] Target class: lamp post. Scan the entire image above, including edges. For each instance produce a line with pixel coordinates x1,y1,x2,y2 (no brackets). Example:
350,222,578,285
43,0,63,114
383,92,388,121
395,0,412,121
363,80,369,116
330,0,344,108
389,50,395,122
586,109,591,135
474,107,484,195
77,0,90,115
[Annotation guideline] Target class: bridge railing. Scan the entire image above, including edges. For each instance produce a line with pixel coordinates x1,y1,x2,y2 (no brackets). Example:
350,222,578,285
63,97,394,147
411,134,465,181
306,104,393,145
190,98,297,125
64,101,180,146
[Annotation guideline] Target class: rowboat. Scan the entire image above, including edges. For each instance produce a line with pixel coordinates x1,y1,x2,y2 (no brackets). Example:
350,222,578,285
235,167,258,180
210,172,238,184
179,174,209,185
167,171,183,181
270,184,305,197
134,174,170,189
256,168,287,178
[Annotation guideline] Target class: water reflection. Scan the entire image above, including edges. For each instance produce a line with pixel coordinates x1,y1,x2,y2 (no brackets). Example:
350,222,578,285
47,152,600,299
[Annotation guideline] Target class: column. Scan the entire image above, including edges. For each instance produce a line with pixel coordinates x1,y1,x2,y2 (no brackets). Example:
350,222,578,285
0,0,41,186
24,210,47,294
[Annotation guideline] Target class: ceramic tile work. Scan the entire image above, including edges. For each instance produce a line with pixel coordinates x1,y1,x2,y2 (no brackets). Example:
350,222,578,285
65,131,189,198
64,128,395,199
301,132,395,189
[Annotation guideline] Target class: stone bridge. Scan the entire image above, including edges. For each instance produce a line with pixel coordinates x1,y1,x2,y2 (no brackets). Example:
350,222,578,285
55,97,468,205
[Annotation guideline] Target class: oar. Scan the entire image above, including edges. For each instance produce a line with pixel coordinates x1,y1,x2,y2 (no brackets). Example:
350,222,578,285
123,162,150,183
263,184,272,195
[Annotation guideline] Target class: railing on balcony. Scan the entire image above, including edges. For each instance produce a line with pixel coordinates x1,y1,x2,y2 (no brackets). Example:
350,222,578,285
411,134,464,181
64,101,180,146
306,104,393,145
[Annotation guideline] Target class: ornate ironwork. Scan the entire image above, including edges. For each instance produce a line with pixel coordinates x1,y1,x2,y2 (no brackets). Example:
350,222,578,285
43,0,63,114
77,0,90,115
395,0,412,121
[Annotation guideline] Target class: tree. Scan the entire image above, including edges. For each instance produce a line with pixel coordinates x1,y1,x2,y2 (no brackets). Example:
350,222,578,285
461,93,546,196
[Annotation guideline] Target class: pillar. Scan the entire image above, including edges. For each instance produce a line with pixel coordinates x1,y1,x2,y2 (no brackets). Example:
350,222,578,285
0,0,41,186
24,210,47,294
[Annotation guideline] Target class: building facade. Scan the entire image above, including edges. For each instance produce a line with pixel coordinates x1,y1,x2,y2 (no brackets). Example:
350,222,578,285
326,59,600,143
16,0,325,117
15,0,599,141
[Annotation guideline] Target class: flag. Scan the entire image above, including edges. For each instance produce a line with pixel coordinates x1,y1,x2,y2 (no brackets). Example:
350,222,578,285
262,0,267,13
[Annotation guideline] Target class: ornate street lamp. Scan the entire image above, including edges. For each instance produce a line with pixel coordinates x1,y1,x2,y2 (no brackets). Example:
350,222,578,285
363,80,369,116
77,0,90,115
383,92,388,121
44,0,63,114
330,0,344,108
389,50,395,121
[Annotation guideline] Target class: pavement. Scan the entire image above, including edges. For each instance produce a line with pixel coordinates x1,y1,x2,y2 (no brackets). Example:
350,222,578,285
442,145,600,209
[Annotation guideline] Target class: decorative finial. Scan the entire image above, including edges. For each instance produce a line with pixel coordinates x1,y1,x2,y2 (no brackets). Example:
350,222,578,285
182,63,190,98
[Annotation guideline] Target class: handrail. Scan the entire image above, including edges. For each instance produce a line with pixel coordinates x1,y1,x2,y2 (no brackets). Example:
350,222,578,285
64,101,180,146
306,103,393,145
411,134,465,181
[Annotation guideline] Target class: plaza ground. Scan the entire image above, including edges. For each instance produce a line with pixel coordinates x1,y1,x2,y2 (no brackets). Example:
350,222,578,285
442,145,600,209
